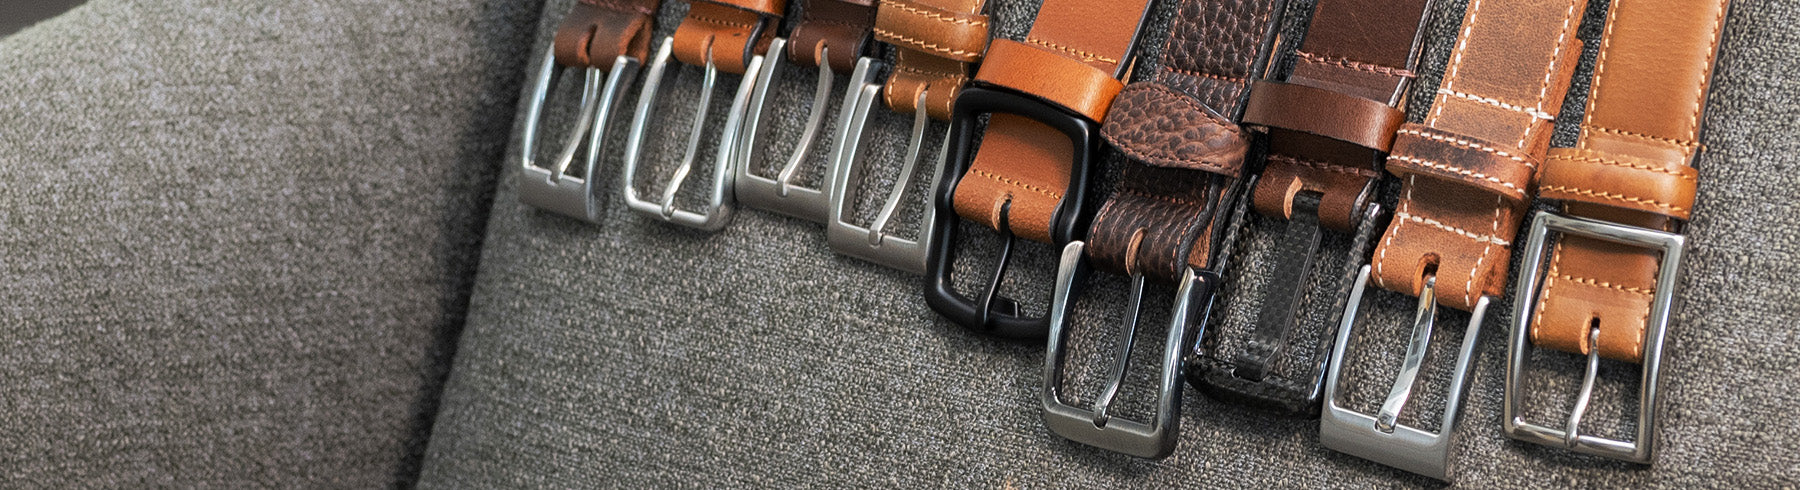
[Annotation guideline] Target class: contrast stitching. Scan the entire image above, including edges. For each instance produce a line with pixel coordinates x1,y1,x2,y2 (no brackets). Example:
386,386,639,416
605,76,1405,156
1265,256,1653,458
1388,155,1526,199
687,13,754,29
1025,37,1119,65
1558,273,1653,295
1295,51,1414,78
1530,1,1578,149
1438,89,1555,121
1530,241,1565,345
1396,127,1535,169
1168,66,1248,84
1579,0,1624,141
1693,1,1727,142
1268,154,1380,178
971,169,1061,199
879,0,988,27
1396,211,1512,246
1435,0,1483,124
1582,124,1703,150
1374,175,1415,291
872,27,983,58
1465,194,1503,306
1540,185,1688,213
895,65,966,81
1548,153,1698,180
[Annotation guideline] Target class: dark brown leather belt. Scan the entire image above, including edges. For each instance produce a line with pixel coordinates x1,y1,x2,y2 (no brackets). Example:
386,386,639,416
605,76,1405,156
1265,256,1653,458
1040,0,1288,459
924,0,1154,338
1192,0,1436,417
1505,0,1729,464
1317,0,1591,480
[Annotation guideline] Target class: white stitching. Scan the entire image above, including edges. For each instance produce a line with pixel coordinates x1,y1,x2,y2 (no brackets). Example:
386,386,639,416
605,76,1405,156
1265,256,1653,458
1395,210,1512,246
1396,128,1536,170
1438,89,1556,121
1434,0,1483,124
1387,155,1526,199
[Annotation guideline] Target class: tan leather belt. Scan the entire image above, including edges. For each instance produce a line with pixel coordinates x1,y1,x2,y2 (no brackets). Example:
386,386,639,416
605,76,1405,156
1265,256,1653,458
924,0,1155,337
823,0,989,274
1040,0,1288,459
1318,0,1590,480
518,0,667,224
1197,0,1436,418
673,0,785,75
1504,0,1729,464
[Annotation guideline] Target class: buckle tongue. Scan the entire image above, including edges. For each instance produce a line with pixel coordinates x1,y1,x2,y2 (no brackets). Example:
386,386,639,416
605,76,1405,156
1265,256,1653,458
825,57,946,274
517,43,641,224
620,36,759,231
735,38,861,222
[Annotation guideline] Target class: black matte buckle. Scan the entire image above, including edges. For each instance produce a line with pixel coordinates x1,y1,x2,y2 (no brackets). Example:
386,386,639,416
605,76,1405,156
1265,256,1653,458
924,85,1100,339
1186,192,1384,417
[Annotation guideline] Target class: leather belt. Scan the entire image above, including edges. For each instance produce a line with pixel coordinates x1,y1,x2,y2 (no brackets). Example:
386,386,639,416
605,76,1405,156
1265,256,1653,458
518,0,666,224
621,0,787,231
924,0,1154,338
736,0,879,223
1041,0,1288,459
824,0,990,274
1317,0,1590,480
1504,0,1729,464
1191,0,1436,418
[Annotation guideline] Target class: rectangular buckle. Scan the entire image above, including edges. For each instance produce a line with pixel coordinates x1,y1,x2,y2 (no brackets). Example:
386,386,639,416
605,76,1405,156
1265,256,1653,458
1320,265,1489,481
923,84,1099,339
1041,242,1218,458
516,44,640,224
825,57,945,275
733,38,867,223
620,36,761,232
1503,211,1685,464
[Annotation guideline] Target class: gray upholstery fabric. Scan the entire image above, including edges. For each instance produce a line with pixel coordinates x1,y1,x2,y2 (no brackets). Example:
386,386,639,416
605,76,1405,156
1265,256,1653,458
0,0,539,486
421,0,1800,487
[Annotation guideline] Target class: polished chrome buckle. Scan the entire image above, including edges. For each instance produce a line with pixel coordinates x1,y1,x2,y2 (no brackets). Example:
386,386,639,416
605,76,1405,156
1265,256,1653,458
1321,266,1489,480
1503,211,1684,464
825,56,945,274
734,38,865,223
517,43,641,224
620,36,763,231
1042,242,1216,458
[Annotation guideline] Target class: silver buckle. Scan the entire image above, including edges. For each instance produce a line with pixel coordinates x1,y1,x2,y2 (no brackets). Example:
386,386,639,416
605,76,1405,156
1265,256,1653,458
517,43,641,224
1503,211,1685,464
620,36,764,231
824,56,945,274
1041,241,1196,458
1321,265,1489,480
733,38,866,223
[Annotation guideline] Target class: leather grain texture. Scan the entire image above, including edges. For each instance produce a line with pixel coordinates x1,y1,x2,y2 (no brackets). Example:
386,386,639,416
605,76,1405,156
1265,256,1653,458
554,0,663,66
875,0,989,120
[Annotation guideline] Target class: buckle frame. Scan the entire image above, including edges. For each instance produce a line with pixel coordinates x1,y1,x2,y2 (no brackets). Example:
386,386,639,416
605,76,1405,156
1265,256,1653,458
517,44,641,224
1503,211,1685,464
1042,241,1218,458
620,36,763,231
825,57,946,275
1320,265,1490,481
924,85,1099,339
734,38,863,223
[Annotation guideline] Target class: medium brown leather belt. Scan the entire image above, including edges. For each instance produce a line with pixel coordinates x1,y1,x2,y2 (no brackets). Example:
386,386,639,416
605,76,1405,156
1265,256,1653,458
873,0,987,121
924,0,1154,337
1040,0,1288,459
1195,0,1436,417
555,0,664,68
673,0,786,75
1504,0,1729,464
1317,0,1591,480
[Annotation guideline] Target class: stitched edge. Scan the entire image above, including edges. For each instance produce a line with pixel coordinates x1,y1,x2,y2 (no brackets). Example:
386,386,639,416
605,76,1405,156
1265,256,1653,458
1530,241,1564,347
971,168,1061,199
1395,211,1511,246
1579,0,1624,139
1025,37,1119,65
879,0,988,27
1528,1,1579,148
1465,194,1503,306
1295,51,1414,78
1267,154,1380,178
1373,175,1415,291
687,13,755,29
1548,153,1698,180
1396,127,1535,169
872,27,983,58
1692,0,1728,142
1168,66,1248,84
1558,273,1653,295
1438,89,1555,121
1582,124,1704,150
1539,184,1689,213
1433,0,1483,124
1387,155,1526,199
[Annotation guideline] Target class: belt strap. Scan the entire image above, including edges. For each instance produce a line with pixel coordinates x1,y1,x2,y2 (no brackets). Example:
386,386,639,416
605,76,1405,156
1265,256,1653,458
948,0,1154,244
1087,0,1287,283
554,0,666,67
1368,0,1591,311
1529,0,1726,363
1245,0,1435,232
788,0,878,73
874,0,990,120
672,0,788,74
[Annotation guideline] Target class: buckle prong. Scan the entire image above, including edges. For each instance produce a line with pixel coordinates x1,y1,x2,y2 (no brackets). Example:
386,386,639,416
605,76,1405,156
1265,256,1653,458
621,35,757,231
1090,268,1147,428
825,57,945,274
658,44,718,218
1376,274,1438,433
867,90,935,247
517,42,641,224
978,199,1021,327
1566,325,1603,448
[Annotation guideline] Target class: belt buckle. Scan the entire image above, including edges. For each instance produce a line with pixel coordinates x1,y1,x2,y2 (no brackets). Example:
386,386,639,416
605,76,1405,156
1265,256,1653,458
1503,211,1684,464
1319,265,1489,481
923,84,1098,338
619,36,762,231
1042,242,1219,458
825,56,946,275
733,38,864,223
517,43,641,224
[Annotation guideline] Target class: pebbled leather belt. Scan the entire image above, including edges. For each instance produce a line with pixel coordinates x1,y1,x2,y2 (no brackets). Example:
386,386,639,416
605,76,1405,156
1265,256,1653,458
1190,0,1436,418
620,0,787,231
1039,0,1289,459
517,0,666,224
924,0,1155,338
1504,0,1730,464
1318,0,1590,480
824,0,990,274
